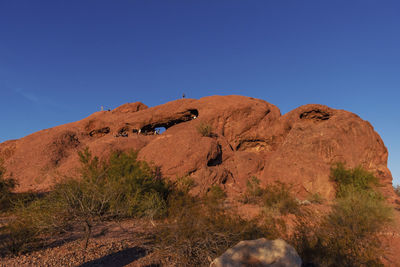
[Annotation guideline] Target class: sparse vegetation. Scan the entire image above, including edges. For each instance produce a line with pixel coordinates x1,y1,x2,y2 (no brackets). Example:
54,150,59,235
242,177,300,217
308,192,324,204
196,121,213,137
242,176,263,204
239,177,300,241
0,148,170,254
154,184,265,267
1,155,395,266
263,181,299,215
0,159,17,212
293,163,393,266
174,175,196,193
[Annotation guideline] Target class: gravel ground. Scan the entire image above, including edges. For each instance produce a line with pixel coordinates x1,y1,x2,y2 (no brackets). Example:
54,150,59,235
0,219,157,267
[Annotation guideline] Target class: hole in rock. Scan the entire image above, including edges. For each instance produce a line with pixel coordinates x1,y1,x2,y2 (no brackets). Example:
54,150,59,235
299,109,331,121
188,109,198,118
139,109,198,135
154,127,166,134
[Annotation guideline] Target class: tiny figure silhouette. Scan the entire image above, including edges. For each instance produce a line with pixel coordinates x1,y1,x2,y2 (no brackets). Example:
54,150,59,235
182,93,186,98
101,106,104,111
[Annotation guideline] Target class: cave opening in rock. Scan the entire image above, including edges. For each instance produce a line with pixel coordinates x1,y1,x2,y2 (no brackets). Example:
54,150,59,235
117,127,130,137
139,109,199,135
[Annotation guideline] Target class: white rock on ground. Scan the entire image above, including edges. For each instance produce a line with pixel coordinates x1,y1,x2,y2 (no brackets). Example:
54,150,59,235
210,238,302,267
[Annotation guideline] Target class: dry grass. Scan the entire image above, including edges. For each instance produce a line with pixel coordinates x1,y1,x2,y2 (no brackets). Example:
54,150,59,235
196,122,213,137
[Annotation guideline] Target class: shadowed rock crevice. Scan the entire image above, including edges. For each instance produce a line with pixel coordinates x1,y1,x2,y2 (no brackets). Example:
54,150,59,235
89,127,110,137
299,109,331,121
207,144,223,166
116,126,130,137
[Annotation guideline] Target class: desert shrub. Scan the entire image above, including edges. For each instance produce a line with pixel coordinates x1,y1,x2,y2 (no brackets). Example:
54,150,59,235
52,148,169,247
330,162,379,197
242,177,299,216
240,178,298,238
196,121,213,137
242,176,263,204
174,175,196,193
206,185,226,205
0,159,17,212
293,164,393,266
1,195,67,255
101,149,170,219
154,187,265,267
263,181,299,215
1,148,170,254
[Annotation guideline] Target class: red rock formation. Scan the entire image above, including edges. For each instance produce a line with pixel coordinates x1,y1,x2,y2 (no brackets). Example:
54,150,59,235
0,95,394,201
1,94,399,265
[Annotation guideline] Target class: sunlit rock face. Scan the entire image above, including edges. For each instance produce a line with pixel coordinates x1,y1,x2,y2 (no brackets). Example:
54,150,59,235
0,95,393,200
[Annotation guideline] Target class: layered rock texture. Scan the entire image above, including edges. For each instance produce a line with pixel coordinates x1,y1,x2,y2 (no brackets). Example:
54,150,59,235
0,95,394,199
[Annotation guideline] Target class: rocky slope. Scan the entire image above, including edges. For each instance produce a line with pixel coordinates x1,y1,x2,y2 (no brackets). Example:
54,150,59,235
0,95,395,201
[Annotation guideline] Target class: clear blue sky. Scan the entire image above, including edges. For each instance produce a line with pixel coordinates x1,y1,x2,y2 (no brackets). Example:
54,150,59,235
0,1,399,185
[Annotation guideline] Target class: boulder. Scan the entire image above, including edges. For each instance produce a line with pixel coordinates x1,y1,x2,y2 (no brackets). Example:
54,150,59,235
210,238,302,267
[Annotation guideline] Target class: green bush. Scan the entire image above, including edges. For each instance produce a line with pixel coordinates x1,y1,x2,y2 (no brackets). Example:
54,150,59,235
196,122,213,137
293,164,393,266
330,162,379,197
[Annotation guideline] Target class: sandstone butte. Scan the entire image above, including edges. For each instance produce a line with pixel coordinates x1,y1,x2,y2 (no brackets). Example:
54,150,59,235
1,95,400,263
